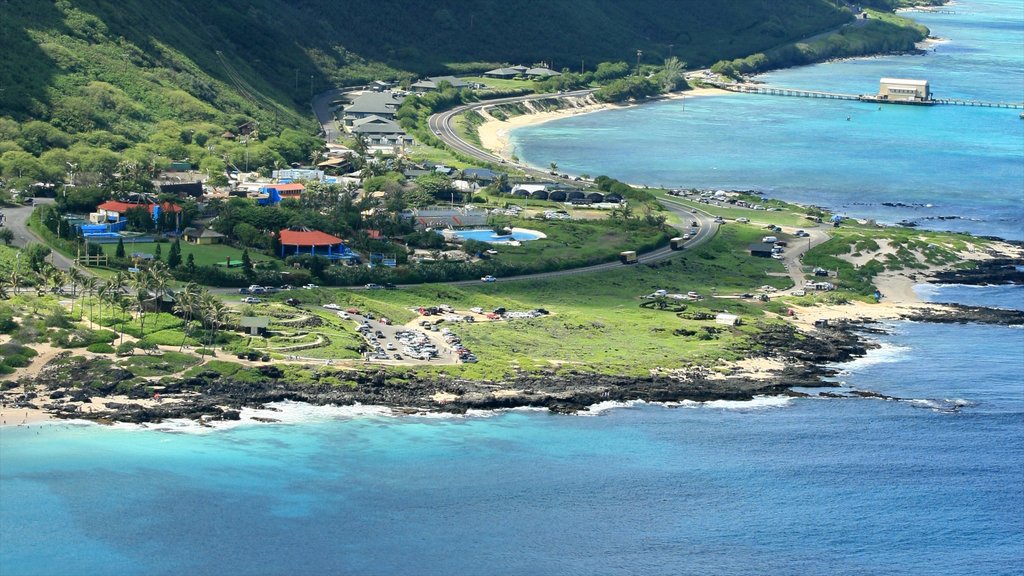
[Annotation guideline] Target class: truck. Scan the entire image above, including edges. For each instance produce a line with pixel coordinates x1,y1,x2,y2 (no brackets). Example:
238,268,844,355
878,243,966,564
670,237,685,250
620,251,638,264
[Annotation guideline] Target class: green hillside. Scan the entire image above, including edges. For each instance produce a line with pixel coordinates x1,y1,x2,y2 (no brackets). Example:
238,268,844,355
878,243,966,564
0,0,853,187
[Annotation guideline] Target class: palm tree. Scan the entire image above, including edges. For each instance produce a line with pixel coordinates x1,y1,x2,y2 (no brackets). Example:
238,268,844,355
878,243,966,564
82,276,98,327
128,270,152,338
66,267,84,318
115,294,132,346
661,57,685,91
198,293,227,358
174,283,201,352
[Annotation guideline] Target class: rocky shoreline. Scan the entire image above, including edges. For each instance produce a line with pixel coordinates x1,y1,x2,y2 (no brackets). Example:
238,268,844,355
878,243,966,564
5,300,1020,425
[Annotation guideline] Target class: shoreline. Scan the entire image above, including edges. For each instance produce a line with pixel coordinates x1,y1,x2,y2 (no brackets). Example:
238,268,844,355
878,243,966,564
478,88,729,163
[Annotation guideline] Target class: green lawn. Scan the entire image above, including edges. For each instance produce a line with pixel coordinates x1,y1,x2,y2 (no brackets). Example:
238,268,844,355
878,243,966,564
99,242,275,267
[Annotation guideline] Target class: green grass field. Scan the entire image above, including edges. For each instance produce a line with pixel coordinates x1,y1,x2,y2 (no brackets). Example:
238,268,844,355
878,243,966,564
99,242,275,267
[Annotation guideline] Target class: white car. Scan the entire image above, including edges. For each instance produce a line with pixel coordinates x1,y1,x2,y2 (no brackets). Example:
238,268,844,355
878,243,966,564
323,303,341,310
480,275,497,283
736,217,750,223
242,297,261,304
337,311,350,319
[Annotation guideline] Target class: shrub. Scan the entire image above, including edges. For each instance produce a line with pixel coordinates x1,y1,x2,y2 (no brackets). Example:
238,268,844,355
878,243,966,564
86,342,115,354
116,342,135,356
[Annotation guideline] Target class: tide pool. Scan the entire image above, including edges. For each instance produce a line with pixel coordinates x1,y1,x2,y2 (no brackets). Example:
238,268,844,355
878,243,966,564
511,0,1024,239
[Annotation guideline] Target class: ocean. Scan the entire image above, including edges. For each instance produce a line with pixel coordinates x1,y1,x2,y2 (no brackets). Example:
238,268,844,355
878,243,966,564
3,2,1024,575
511,1,1024,240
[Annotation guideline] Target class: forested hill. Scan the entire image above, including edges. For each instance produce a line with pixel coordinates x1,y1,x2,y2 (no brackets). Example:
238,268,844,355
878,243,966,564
1,0,852,121
0,0,854,181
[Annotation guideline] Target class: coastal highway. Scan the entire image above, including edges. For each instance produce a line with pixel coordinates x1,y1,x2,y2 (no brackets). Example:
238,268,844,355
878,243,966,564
428,89,594,176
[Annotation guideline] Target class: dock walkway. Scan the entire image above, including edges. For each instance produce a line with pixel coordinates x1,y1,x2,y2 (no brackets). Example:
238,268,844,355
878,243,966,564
716,83,1023,110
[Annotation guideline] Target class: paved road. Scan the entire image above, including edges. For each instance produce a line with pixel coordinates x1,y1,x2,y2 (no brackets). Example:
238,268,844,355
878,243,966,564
428,89,594,176
3,199,78,272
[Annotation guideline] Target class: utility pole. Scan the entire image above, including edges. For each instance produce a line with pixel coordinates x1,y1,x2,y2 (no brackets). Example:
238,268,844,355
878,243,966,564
636,50,643,76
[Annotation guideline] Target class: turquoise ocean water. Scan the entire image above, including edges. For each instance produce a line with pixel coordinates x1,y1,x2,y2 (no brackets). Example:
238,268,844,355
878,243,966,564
512,2,1024,240
3,2,1024,575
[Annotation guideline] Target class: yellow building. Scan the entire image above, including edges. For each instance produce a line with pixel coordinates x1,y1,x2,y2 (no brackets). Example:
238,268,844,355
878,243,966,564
879,78,931,102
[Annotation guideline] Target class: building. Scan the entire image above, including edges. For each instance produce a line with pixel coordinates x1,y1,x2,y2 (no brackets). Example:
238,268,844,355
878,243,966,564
257,183,305,205
525,67,561,78
484,67,525,79
349,115,413,146
278,228,355,261
272,168,324,182
411,76,471,92
878,78,930,102
239,316,270,336
91,200,182,230
343,92,405,127
181,227,225,245
748,242,776,257
401,206,488,230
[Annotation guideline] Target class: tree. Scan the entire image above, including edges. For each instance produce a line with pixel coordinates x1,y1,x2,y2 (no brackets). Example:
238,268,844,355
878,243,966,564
115,237,126,259
82,276,98,327
549,162,558,174
0,229,13,245
660,57,686,91
24,244,52,273
167,239,182,269
154,243,163,262
185,253,196,275
241,248,253,275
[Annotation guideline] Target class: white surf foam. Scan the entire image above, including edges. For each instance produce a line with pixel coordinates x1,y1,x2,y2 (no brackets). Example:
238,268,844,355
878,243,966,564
831,341,911,374
701,395,794,410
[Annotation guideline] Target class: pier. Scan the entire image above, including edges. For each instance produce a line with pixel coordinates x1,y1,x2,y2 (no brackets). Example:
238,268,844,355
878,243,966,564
715,82,1024,110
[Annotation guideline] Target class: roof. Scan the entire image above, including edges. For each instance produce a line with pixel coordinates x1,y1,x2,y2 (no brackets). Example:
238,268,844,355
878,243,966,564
182,227,225,238
97,200,182,214
526,67,560,77
262,183,305,192
279,229,343,246
317,157,348,167
462,168,497,180
748,242,776,253
351,116,406,134
345,92,404,116
880,77,929,86
411,76,470,90
485,67,522,76
240,316,270,329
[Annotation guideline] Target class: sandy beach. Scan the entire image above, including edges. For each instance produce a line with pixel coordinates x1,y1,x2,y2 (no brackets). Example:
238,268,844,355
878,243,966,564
477,88,729,161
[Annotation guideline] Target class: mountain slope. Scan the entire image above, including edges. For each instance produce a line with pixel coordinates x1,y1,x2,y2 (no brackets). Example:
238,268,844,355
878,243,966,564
0,0,852,184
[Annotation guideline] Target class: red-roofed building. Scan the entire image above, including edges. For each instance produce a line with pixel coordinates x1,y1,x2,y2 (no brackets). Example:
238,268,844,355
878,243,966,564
91,201,182,230
258,183,305,204
278,228,356,261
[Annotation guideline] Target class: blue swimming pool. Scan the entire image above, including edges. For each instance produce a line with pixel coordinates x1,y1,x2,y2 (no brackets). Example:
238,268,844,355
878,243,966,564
442,229,541,243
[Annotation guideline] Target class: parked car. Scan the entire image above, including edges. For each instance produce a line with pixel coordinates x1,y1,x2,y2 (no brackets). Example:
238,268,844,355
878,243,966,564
242,297,261,304
480,275,497,282
285,298,301,307
303,284,319,290
337,311,350,320
736,217,750,223
365,283,383,290
383,283,398,290
238,288,250,294
323,303,341,310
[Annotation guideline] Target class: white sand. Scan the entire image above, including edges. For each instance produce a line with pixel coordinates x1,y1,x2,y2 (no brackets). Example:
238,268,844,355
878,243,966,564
477,88,729,160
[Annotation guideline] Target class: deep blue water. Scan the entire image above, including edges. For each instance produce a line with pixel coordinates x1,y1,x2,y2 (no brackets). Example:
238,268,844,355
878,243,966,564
511,0,1024,239
3,2,1024,575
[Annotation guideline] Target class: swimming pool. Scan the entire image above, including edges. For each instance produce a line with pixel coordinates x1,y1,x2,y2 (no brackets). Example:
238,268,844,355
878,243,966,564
442,228,542,243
